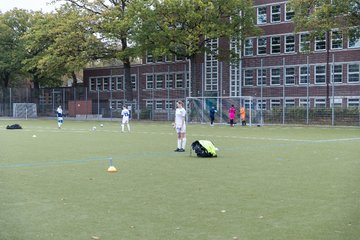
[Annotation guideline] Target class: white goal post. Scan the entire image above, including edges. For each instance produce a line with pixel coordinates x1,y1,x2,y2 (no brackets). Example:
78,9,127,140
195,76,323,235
186,96,261,126
13,103,37,119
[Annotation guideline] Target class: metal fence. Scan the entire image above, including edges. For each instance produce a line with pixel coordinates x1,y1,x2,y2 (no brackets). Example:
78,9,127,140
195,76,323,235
0,87,359,126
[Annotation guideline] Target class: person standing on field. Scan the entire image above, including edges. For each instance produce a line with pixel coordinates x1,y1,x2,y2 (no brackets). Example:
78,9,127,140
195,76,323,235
240,106,246,126
174,101,186,152
209,106,217,126
56,105,63,129
121,106,131,132
228,104,236,127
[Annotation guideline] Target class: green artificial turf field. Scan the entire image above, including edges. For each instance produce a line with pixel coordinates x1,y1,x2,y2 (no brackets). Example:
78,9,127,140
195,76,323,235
0,119,359,240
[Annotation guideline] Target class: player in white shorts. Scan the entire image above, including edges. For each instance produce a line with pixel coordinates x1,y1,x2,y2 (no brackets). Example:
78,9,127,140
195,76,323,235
56,105,63,129
121,106,131,132
174,101,186,152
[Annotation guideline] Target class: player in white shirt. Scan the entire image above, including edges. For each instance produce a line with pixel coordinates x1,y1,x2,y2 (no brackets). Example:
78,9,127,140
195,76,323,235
174,101,186,152
121,106,131,132
56,105,63,129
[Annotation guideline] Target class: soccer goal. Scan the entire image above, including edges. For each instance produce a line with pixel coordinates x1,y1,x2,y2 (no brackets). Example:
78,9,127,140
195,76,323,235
13,103,37,119
186,96,261,126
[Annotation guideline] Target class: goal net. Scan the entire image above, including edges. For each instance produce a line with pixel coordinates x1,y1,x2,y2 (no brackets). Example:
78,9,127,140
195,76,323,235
186,96,262,126
13,103,37,118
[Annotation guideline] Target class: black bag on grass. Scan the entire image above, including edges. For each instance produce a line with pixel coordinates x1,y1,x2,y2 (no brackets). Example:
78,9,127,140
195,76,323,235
191,140,218,157
6,124,22,130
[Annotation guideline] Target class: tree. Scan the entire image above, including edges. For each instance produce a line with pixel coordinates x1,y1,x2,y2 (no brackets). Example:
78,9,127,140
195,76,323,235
289,0,360,107
132,0,259,96
22,6,107,87
0,9,32,88
55,0,141,101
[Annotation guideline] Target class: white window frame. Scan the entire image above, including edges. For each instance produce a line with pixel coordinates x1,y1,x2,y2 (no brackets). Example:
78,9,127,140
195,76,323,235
348,63,360,83
285,35,295,53
146,75,154,89
285,3,294,21
314,98,326,108
271,68,281,85
165,100,174,110
175,73,184,88
146,100,153,109
244,38,253,56
300,33,310,52
331,30,343,49
116,76,124,91
330,98,342,108
348,28,360,48
244,69,253,86
315,34,326,51
257,6,267,24
155,100,163,110
271,36,281,54
285,67,295,85
285,98,295,108
315,65,326,84
90,78,96,91
131,74,137,90
271,5,281,23
347,98,360,108
299,98,309,108
332,65,342,83
257,99,266,110
156,74,165,89
257,37,267,55
270,99,281,109
299,66,309,85
257,69,266,86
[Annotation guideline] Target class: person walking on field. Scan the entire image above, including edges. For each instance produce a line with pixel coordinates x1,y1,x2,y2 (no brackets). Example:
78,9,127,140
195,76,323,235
240,106,246,126
174,101,186,152
228,104,236,127
209,106,217,126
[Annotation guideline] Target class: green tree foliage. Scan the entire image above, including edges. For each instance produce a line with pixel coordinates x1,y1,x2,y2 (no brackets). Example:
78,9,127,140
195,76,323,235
131,0,259,95
22,6,106,87
56,0,141,101
0,9,32,88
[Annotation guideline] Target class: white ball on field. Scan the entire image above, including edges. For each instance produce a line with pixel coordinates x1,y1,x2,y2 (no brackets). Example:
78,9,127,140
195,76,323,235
100,124,104,127
92,126,96,131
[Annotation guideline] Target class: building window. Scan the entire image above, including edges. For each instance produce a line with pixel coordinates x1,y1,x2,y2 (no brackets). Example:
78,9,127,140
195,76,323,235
330,98,342,108
271,36,281,54
315,34,326,51
331,31,343,49
146,100,153,109
90,78,96,91
175,73,184,88
155,100,163,110
257,37,267,55
285,35,295,53
257,6,267,24
103,77,110,91
271,5,281,23
110,77,116,90
348,98,360,108
285,3,294,21
348,63,360,83
271,99,281,109
299,66,309,84
116,76,124,90
205,39,219,91
257,69,266,86
146,75,154,89
332,65,342,83
156,74,164,89
131,75,137,89
285,67,295,85
146,53,153,63
96,78,102,91
244,69,253,86
271,68,281,85
300,33,310,52
299,98,309,108
165,100,174,109
285,99,295,108
315,65,326,84
166,74,174,88
257,99,266,110
348,28,360,48
244,38,253,56
314,98,326,108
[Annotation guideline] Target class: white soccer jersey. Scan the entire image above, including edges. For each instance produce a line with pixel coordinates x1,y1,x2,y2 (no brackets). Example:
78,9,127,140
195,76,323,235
175,107,186,126
121,109,130,123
